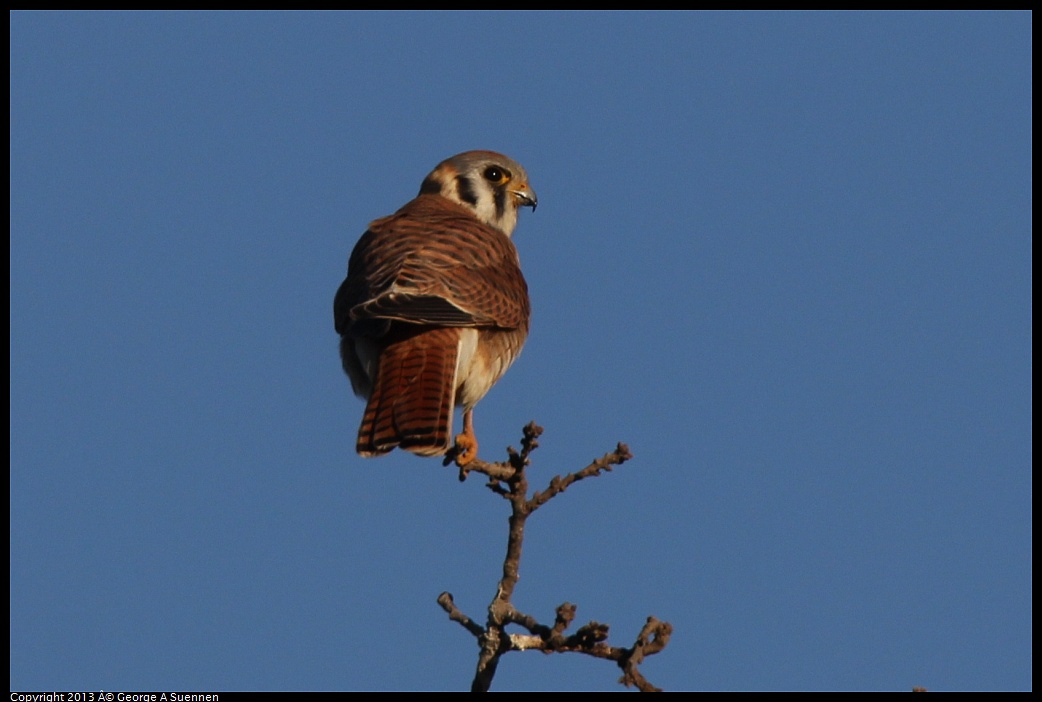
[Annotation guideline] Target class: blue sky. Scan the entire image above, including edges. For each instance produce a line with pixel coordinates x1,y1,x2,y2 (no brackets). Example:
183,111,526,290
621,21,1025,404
10,11,1031,692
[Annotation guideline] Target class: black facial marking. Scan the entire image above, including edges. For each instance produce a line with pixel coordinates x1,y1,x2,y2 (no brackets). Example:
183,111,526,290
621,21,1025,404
455,175,479,207
493,184,507,220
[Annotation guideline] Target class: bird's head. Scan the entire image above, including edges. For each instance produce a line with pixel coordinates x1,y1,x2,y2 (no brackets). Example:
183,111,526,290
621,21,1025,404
419,150,537,237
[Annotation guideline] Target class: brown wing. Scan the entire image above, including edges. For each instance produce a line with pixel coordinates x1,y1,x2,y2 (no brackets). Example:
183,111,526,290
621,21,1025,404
334,194,530,336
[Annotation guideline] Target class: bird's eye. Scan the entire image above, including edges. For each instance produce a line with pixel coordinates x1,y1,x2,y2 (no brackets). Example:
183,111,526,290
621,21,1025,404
483,166,508,183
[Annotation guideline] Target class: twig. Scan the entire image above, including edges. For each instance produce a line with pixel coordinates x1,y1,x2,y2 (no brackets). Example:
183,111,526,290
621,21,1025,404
437,422,670,691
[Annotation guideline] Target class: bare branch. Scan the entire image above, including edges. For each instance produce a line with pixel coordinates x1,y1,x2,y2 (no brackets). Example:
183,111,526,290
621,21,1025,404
437,592,484,638
529,442,633,511
553,602,577,636
618,617,674,692
435,423,670,691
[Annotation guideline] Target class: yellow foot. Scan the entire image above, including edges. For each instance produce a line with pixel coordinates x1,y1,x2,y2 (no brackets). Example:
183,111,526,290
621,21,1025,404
453,431,478,467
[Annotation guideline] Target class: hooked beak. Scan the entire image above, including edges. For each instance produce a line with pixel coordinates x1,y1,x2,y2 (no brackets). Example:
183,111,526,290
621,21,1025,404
512,185,538,212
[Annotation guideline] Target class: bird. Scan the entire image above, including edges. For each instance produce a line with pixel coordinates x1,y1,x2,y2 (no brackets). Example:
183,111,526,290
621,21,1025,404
334,150,536,465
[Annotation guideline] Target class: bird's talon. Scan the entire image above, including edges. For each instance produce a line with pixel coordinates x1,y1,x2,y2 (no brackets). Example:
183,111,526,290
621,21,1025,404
454,433,478,467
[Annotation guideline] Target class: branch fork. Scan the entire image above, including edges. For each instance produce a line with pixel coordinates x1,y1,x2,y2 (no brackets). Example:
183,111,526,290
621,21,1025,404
437,422,670,691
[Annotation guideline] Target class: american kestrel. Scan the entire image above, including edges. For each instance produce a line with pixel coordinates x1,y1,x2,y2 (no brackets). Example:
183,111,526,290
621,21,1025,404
334,150,535,465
